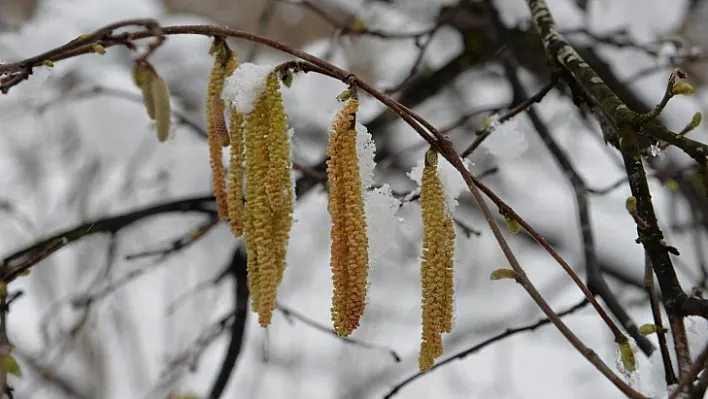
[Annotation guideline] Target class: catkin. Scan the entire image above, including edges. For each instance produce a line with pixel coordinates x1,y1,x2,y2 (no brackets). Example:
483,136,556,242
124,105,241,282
227,106,245,237
327,98,370,337
206,40,238,219
132,63,156,120
419,148,455,372
151,75,171,142
242,72,294,327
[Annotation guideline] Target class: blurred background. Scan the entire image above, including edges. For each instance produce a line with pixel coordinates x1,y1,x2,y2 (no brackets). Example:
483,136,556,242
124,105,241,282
1,0,708,398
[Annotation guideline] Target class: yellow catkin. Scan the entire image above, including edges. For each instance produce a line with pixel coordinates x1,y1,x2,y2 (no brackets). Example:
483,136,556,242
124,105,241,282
227,106,245,237
220,49,244,237
263,74,293,290
326,98,370,337
206,41,238,219
419,148,455,372
242,73,294,327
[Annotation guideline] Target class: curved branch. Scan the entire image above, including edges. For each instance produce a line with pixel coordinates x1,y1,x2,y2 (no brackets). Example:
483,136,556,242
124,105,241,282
0,195,216,281
208,246,249,399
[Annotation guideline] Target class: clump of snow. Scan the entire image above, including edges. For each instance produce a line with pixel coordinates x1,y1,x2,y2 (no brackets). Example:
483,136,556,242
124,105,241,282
352,122,401,264
407,153,471,215
684,316,708,360
364,185,401,262
483,113,529,158
222,63,273,114
354,122,376,189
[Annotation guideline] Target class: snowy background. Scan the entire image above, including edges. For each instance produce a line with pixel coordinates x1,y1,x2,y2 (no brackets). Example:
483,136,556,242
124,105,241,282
0,0,707,398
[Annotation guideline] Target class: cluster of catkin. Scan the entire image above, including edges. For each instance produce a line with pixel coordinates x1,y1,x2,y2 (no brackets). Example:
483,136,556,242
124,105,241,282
206,39,294,328
325,100,456,372
136,39,458,371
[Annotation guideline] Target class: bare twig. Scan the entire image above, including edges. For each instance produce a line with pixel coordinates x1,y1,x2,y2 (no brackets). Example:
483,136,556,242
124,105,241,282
384,298,590,398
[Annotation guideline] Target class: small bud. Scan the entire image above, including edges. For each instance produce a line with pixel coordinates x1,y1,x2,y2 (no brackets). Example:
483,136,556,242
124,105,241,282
42,60,54,68
671,81,695,96
90,43,106,55
19,269,30,277
504,216,521,234
151,75,172,142
625,196,637,214
689,112,703,128
638,323,658,336
490,268,518,280
0,354,22,377
618,341,636,372
336,89,352,102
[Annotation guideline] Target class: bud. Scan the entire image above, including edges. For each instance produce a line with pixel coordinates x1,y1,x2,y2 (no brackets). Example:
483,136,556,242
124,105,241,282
618,341,636,373
671,81,695,96
625,196,637,214
90,43,106,55
505,215,521,234
490,268,518,280
638,323,658,336
0,354,21,377
336,89,352,102
689,112,703,129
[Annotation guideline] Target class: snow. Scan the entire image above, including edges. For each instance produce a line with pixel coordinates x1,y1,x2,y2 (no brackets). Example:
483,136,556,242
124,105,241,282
221,63,274,115
407,154,471,215
483,113,530,158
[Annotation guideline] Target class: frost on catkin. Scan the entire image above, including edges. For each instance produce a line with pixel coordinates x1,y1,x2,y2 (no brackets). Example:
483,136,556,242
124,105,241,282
419,148,455,372
207,39,239,219
327,98,370,337
242,73,294,327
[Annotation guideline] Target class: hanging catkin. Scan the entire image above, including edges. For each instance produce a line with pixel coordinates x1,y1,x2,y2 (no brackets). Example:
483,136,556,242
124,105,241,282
419,148,455,372
326,98,370,337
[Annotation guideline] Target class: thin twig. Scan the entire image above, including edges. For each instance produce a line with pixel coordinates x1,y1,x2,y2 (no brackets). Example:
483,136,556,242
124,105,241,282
384,298,590,398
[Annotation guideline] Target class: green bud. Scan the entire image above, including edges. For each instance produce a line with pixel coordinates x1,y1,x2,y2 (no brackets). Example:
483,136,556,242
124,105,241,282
618,341,636,372
0,354,22,377
504,216,521,234
638,323,658,336
625,196,637,214
689,112,702,128
336,89,352,102
671,81,695,96
90,43,106,55
490,268,518,280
